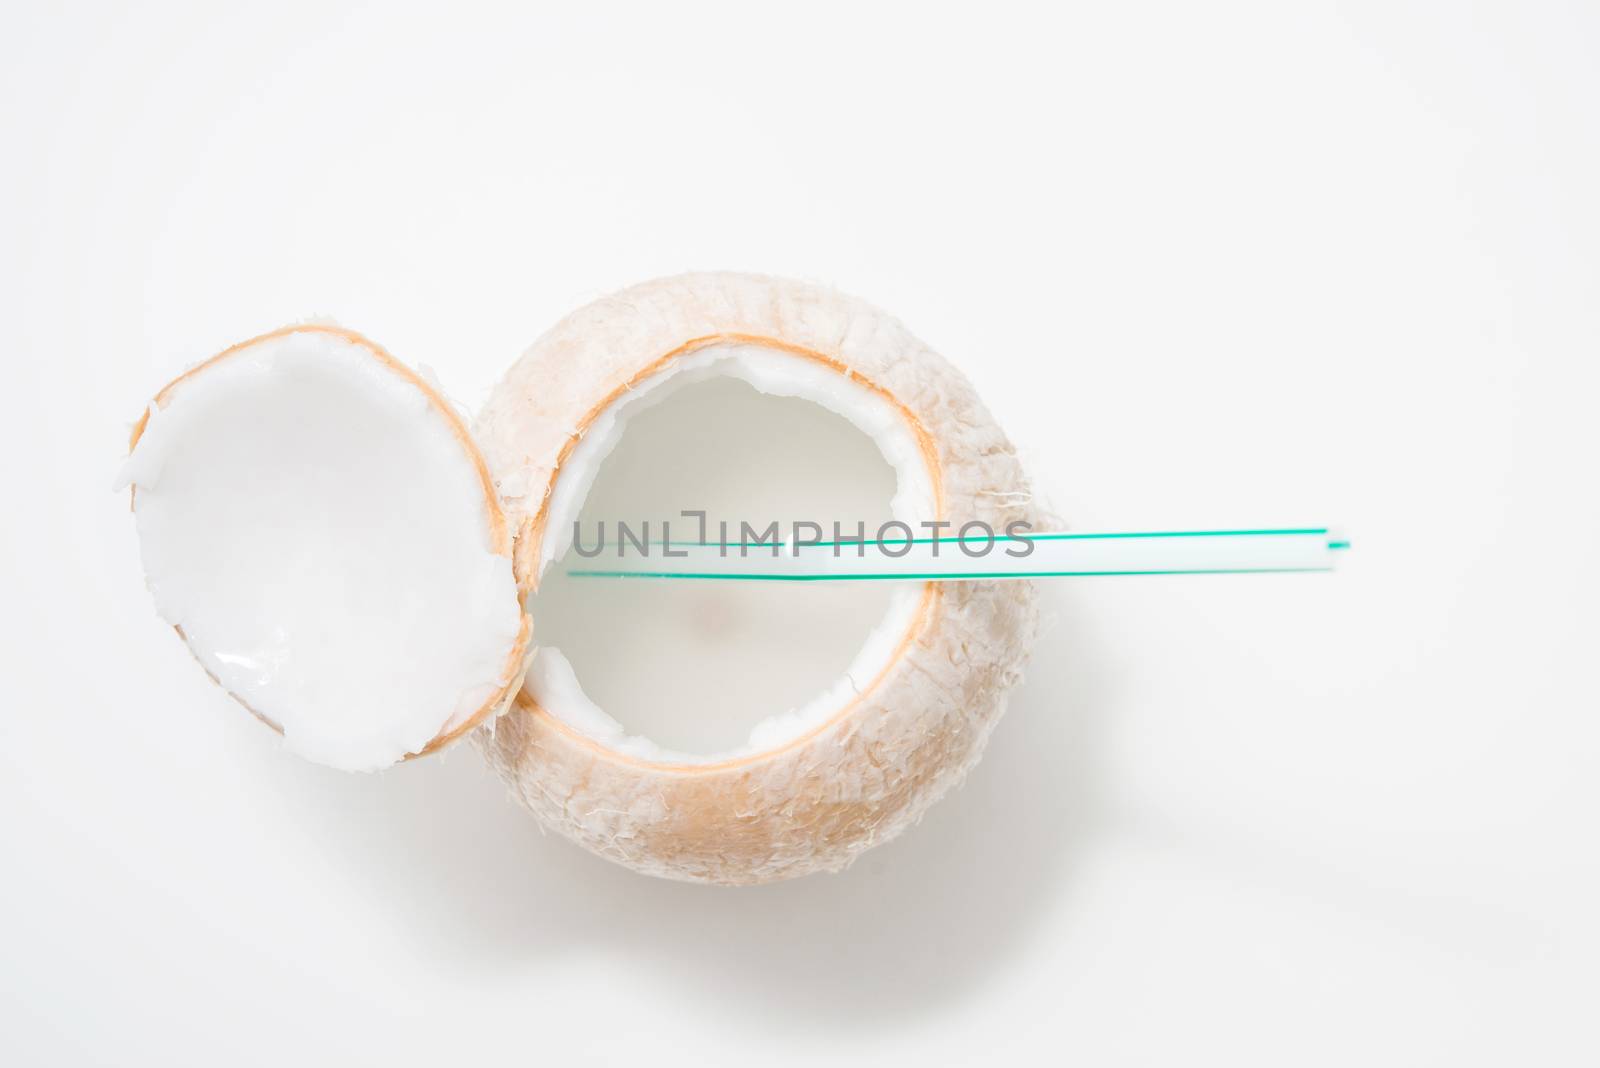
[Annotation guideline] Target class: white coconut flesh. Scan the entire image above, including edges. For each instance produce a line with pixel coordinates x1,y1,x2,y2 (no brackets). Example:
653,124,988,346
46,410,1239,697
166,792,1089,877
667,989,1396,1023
525,341,937,764
119,328,529,772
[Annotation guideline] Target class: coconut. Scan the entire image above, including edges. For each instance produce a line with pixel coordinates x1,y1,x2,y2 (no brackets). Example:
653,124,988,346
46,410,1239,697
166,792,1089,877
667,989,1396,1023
121,276,1040,881
474,273,1040,884
119,325,532,772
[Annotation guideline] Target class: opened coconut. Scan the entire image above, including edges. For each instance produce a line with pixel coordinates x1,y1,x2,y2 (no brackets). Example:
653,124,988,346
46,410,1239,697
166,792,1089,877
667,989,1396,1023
474,273,1040,884
122,274,1040,884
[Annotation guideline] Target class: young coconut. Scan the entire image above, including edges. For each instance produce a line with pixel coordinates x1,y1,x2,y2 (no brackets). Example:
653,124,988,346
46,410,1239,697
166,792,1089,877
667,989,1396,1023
474,273,1041,885
120,325,532,772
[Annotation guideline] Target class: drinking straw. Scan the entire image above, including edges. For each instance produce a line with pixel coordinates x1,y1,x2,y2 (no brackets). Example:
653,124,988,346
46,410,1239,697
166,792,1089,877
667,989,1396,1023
566,528,1349,582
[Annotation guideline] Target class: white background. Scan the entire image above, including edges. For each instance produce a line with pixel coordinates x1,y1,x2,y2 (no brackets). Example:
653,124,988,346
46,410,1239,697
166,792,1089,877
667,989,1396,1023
3,2,1596,1064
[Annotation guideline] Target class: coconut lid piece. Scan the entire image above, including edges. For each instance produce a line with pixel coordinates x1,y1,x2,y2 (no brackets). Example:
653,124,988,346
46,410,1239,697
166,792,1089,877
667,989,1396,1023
119,326,531,772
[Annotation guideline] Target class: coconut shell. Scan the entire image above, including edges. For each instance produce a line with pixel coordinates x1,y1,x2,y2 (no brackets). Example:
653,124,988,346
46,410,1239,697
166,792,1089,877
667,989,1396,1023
474,273,1041,884
128,325,533,765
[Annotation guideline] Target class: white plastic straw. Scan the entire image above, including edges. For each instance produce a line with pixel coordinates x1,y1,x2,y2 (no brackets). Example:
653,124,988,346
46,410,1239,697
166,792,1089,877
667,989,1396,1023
566,528,1349,582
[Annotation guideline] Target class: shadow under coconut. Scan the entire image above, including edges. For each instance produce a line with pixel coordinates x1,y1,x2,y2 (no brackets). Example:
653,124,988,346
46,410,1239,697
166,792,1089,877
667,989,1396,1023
248,585,1109,1028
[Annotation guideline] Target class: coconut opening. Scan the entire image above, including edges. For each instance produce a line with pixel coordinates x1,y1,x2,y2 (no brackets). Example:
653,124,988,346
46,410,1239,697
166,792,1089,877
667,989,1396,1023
525,342,935,764
119,329,527,772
